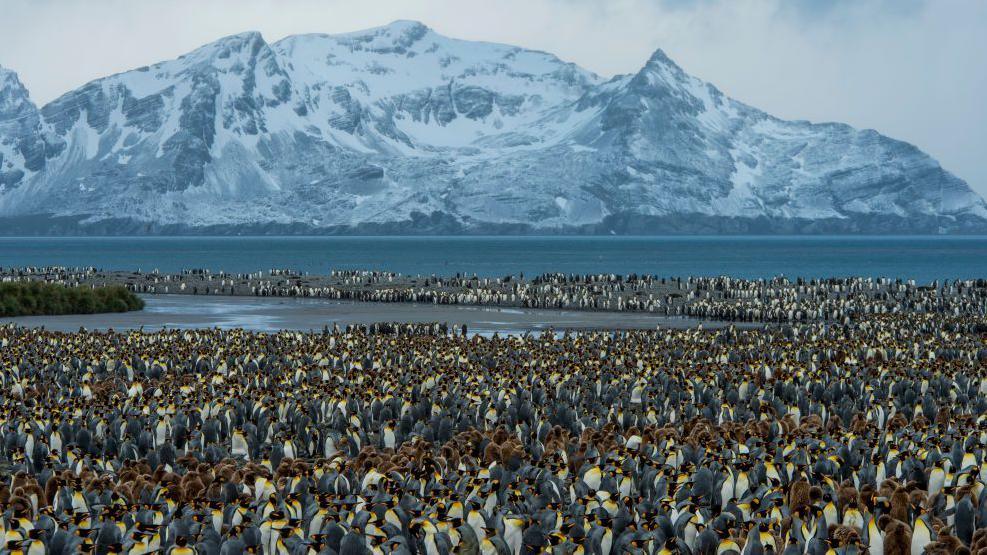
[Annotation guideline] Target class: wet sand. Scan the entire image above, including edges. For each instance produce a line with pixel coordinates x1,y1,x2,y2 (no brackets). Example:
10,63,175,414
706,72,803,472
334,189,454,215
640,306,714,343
1,294,743,334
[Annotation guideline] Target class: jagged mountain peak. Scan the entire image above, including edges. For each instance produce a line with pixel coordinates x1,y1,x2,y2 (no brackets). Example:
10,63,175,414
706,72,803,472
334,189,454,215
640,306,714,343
0,64,17,80
0,64,17,83
0,65,35,117
0,24,984,234
199,30,266,50
273,20,600,89
165,30,272,70
643,48,681,71
328,19,431,49
384,19,431,30
630,47,713,98
0,64,44,191
269,23,602,149
218,29,266,43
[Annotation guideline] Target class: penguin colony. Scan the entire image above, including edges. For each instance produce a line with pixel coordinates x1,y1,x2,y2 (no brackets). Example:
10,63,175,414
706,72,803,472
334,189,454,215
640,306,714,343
1,310,987,554
4,267,987,324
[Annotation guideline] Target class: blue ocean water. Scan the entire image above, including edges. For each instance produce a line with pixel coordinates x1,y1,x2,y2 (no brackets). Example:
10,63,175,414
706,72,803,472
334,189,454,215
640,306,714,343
0,236,984,282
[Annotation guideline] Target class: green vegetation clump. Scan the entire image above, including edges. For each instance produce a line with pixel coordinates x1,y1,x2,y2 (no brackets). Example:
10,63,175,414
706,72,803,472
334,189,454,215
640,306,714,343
0,282,144,317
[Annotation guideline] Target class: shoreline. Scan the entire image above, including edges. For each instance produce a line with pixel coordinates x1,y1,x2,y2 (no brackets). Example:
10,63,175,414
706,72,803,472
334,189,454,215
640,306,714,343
1,294,752,334
4,266,985,327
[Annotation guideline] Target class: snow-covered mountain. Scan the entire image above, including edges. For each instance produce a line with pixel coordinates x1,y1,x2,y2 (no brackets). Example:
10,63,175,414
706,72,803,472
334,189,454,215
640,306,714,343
1,21,985,234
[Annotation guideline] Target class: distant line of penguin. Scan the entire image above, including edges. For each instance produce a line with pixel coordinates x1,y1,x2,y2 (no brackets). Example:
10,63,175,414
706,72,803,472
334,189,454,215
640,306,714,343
4,267,987,325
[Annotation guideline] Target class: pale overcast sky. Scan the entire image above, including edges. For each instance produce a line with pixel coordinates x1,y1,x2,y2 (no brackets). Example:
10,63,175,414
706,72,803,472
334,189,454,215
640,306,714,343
1,0,985,198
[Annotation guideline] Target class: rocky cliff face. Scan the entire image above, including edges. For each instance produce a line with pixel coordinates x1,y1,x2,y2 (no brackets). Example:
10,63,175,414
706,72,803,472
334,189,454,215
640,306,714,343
0,66,46,192
0,21,984,234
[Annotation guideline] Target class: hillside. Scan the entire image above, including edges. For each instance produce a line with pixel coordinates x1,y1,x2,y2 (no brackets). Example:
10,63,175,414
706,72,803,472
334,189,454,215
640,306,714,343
1,21,985,234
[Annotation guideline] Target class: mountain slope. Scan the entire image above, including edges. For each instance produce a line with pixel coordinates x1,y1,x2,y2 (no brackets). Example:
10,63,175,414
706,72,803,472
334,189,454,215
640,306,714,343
0,66,46,192
0,21,984,234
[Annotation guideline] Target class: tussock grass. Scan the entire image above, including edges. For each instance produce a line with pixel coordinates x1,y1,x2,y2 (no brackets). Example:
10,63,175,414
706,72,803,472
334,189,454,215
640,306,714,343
0,282,144,317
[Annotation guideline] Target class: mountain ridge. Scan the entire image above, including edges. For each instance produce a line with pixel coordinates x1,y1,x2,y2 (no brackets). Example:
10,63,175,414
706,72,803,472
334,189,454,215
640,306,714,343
1,21,985,235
